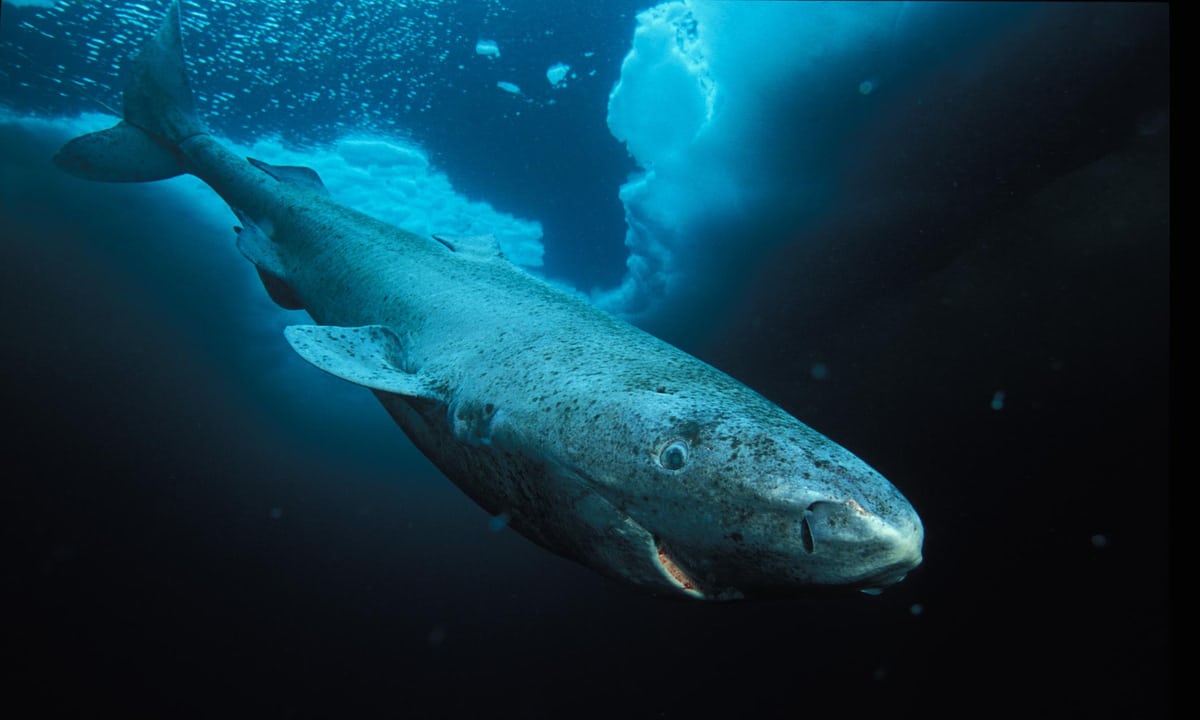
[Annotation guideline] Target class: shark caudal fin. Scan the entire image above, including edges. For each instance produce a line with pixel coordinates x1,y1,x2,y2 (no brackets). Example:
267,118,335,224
53,0,205,182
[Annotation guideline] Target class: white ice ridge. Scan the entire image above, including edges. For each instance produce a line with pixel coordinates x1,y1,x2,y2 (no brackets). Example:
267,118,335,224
227,133,544,268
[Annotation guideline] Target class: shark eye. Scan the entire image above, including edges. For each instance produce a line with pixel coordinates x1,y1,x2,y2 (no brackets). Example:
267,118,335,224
656,440,690,471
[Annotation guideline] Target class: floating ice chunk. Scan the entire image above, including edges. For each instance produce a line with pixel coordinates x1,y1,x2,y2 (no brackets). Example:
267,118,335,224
496,81,521,94
475,38,500,58
546,62,571,86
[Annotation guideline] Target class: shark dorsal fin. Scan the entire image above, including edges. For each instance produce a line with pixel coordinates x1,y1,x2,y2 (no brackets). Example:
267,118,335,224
248,157,330,195
284,324,441,401
432,233,505,260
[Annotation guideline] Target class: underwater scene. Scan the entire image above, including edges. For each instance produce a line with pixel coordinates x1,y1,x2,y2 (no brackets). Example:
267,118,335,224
2,1,1169,717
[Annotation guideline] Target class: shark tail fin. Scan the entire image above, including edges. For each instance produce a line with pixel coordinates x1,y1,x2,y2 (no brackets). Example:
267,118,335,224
53,0,204,183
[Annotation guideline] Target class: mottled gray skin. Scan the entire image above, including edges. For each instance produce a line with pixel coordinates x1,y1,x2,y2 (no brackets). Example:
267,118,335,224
54,2,922,599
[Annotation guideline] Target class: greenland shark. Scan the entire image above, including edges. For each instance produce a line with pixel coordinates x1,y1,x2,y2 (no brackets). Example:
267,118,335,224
54,2,922,600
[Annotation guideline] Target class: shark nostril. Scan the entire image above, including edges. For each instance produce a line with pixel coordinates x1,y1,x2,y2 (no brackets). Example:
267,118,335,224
801,500,845,553
799,512,815,554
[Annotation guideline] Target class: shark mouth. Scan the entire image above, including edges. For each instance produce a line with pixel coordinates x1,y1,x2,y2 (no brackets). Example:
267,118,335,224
653,538,706,599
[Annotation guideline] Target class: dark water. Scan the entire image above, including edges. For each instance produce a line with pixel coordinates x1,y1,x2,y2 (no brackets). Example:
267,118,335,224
2,1,1169,717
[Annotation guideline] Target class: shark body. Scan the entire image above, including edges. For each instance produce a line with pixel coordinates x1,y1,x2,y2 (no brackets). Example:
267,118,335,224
55,2,923,600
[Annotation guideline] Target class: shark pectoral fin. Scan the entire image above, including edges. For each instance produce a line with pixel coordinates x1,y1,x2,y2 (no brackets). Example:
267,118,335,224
247,157,330,195
432,233,506,260
53,121,184,182
233,210,303,310
284,324,439,400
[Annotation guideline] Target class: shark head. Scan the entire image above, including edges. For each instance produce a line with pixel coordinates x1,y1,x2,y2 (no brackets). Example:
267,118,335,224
524,376,925,601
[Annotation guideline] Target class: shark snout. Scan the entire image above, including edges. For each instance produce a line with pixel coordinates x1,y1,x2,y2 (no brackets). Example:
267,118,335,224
800,497,924,590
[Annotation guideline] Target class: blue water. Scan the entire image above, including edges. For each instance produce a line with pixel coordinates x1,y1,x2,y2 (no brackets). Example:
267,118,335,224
3,0,642,288
1,2,1170,717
